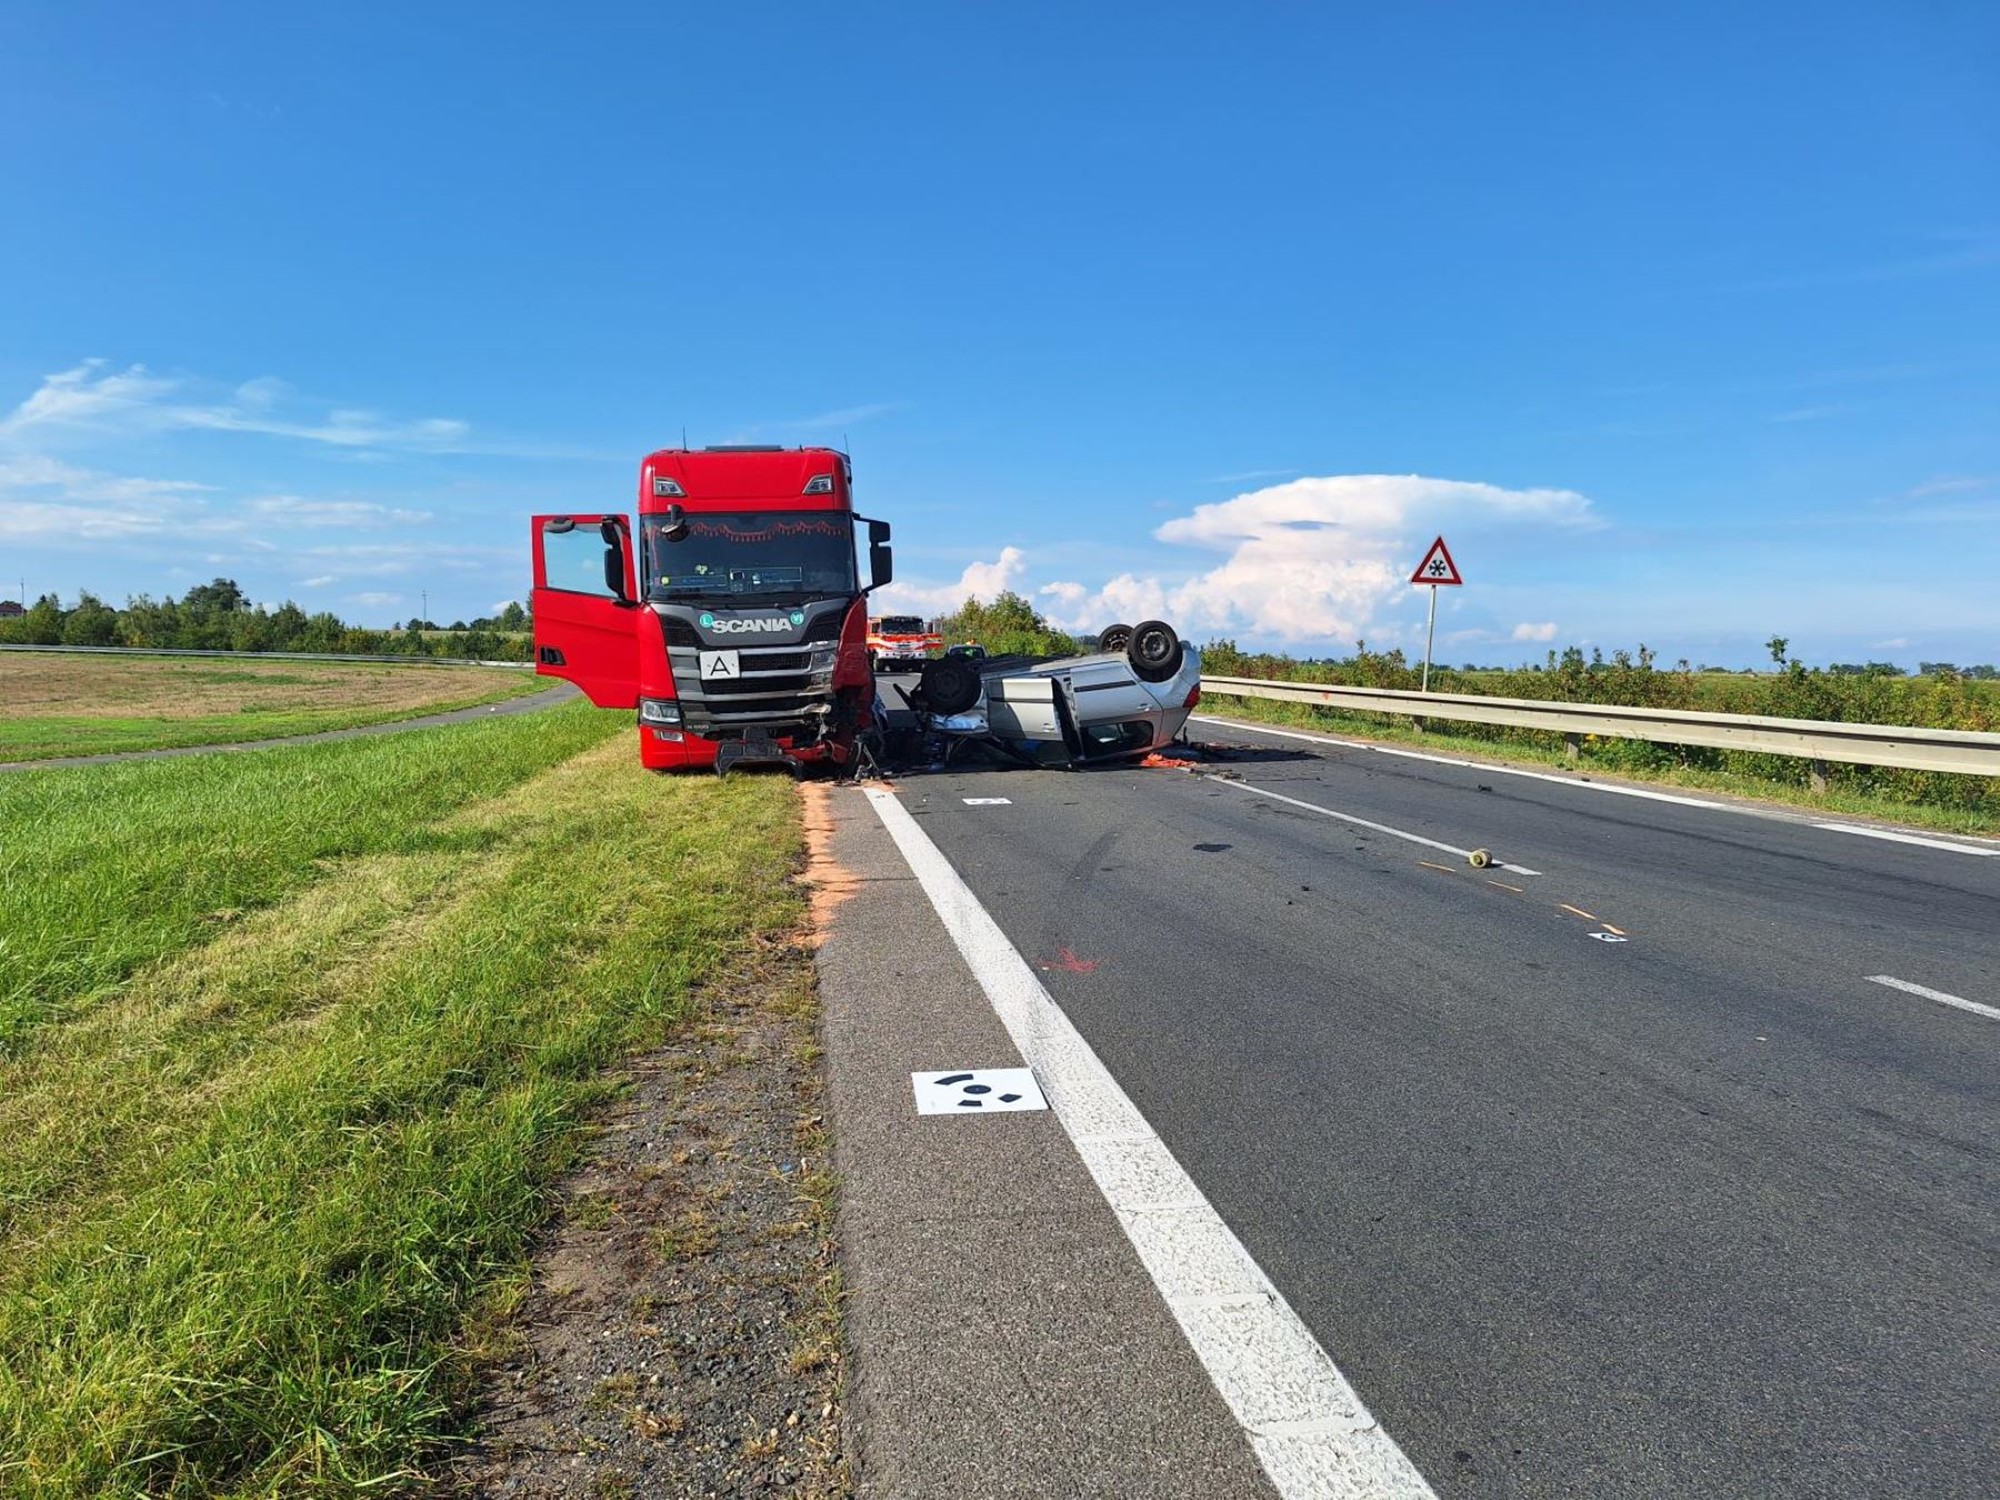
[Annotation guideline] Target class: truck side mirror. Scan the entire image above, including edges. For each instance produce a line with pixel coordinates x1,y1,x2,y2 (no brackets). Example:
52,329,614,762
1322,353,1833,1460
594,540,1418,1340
864,517,892,590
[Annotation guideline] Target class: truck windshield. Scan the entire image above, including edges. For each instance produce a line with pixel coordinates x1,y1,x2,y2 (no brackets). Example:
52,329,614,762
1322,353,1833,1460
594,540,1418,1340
642,512,856,602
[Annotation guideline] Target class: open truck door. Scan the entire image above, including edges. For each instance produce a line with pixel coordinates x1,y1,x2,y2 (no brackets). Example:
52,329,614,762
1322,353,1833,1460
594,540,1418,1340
530,514,640,708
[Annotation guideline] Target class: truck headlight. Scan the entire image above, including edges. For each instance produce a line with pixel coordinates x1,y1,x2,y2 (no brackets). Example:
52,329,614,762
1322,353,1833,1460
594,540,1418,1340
639,697,682,725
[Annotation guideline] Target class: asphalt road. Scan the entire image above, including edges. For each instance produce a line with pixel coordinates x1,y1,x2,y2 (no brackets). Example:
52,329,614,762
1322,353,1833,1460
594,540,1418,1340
884,716,1999,1498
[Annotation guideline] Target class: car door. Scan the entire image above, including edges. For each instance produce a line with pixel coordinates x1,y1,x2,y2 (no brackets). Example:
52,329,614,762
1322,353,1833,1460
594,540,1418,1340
530,514,640,709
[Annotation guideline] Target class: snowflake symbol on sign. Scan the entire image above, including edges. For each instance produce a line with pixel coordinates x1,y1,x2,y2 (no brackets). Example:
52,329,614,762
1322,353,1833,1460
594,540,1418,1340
1427,559,1449,576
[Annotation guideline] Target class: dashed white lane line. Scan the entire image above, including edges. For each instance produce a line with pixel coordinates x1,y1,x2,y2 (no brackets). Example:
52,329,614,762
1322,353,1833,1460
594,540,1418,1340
1190,714,2000,858
962,797,1013,805
1866,975,2000,1022
863,786,1436,1500
1816,824,2000,857
1189,714,1730,811
1205,774,1543,877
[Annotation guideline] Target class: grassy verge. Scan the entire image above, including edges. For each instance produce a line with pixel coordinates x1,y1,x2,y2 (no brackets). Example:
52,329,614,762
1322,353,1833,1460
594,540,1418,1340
0,700,622,1048
0,652,544,761
1200,693,2000,839
0,710,809,1497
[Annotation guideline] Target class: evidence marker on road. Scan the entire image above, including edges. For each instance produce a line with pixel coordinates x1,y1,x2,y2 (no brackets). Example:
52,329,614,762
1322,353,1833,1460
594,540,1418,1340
911,1068,1048,1114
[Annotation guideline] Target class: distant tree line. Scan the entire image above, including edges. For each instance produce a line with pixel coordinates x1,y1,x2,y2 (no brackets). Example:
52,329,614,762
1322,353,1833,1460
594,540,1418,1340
934,591,1087,658
0,579,532,661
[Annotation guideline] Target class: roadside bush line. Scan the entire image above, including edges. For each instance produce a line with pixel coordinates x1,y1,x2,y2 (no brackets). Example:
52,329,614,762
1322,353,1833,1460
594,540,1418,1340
1202,693,2000,836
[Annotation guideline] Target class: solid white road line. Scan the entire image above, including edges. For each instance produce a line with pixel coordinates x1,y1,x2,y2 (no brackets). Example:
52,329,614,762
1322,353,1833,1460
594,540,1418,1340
863,786,1436,1500
1816,823,2000,857
1189,714,1730,811
1866,975,2000,1022
1205,774,1542,876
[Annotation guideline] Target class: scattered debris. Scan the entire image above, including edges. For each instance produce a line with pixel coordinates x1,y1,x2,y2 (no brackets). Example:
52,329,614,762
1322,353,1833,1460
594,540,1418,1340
1038,947,1100,974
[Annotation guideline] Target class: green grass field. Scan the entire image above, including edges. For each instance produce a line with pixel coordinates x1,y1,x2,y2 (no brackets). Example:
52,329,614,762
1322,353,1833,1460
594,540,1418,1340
0,652,546,761
0,702,810,1496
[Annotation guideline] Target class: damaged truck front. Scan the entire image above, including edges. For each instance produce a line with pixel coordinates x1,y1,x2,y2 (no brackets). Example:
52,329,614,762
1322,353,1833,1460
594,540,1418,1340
530,445,892,772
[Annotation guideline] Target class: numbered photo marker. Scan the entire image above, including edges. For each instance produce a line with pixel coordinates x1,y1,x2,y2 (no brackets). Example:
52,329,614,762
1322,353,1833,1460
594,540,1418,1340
911,1068,1047,1115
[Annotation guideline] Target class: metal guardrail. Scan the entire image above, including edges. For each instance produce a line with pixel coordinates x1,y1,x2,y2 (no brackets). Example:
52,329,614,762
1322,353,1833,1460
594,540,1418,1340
0,643,532,669
1200,675,2000,778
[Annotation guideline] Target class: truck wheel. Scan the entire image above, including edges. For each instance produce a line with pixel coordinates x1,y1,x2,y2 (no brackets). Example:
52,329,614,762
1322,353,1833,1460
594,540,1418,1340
918,656,982,715
1097,623,1134,654
1127,619,1184,682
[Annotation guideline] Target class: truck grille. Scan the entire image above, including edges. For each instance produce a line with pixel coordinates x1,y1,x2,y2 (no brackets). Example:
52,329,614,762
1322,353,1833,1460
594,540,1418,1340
669,642,830,732
655,606,847,737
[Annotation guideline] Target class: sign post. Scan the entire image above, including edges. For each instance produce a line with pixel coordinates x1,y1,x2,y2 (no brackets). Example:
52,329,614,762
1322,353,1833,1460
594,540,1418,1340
1408,536,1463,692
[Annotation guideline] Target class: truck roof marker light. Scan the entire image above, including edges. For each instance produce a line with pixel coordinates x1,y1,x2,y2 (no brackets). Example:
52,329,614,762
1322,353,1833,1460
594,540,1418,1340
652,476,686,497
802,474,835,495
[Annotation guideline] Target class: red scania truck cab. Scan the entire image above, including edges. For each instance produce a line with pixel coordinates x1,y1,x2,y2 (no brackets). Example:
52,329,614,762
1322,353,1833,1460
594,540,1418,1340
529,446,891,772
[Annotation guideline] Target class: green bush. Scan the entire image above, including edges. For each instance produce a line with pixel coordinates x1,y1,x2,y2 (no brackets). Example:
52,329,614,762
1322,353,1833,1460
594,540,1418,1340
1198,636,1999,817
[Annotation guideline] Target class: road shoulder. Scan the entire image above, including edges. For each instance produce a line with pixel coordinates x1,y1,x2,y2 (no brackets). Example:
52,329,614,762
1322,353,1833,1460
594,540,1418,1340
809,781,1274,1499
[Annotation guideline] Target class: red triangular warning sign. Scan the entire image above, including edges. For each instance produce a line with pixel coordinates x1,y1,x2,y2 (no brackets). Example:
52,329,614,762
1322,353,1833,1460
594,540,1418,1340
1410,536,1463,586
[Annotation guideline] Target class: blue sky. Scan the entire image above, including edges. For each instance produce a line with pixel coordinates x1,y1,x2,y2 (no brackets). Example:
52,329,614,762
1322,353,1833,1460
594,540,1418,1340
2,1,1995,665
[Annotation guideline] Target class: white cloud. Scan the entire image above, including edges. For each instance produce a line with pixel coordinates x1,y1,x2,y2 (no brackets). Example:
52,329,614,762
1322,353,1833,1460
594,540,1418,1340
0,502,175,540
248,496,433,527
869,546,1028,615
349,591,401,607
1904,476,1989,499
0,453,210,500
1044,474,1596,645
1,361,491,453
1037,573,1170,630
298,576,336,588
0,454,224,541
1511,621,1559,642
1204,467,1303,484
721,402,907,443
0,361,181,433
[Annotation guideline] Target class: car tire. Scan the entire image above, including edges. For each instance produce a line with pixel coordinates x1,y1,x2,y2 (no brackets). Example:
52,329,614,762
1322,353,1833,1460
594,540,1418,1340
1127,619,1184,682
918,655,982,715
1097,623,1134,654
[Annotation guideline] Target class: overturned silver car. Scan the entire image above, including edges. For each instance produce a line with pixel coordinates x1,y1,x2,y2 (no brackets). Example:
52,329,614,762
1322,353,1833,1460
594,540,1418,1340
880,620,1202,768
